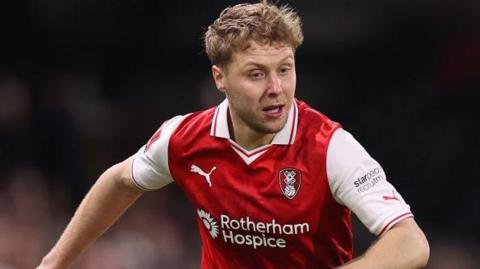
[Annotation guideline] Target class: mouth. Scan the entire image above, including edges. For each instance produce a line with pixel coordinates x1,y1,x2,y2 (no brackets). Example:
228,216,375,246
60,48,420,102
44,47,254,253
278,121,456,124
262,104,284,118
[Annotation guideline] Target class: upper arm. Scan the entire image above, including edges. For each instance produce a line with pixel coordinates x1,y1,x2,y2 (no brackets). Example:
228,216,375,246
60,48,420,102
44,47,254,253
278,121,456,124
382,217,430,265
114,156,145,191
326,128,413,235
387,218,428,245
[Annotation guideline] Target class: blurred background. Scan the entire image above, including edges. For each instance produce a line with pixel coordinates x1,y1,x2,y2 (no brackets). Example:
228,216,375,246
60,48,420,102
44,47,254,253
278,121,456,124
0,0,479,268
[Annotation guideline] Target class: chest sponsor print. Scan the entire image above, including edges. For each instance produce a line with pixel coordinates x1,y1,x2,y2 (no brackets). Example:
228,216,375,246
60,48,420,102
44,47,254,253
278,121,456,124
197,208,310,249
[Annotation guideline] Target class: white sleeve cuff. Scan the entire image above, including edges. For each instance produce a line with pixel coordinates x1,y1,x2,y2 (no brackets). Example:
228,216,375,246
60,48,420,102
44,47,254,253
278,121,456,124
132,145,173,190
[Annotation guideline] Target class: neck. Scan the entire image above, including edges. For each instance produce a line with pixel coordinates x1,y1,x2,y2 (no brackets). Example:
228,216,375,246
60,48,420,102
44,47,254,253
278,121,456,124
227,111,274,151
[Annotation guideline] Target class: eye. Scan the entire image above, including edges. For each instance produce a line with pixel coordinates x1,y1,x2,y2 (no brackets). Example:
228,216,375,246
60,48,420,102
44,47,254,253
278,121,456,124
248,70,265,80
279,66,291,76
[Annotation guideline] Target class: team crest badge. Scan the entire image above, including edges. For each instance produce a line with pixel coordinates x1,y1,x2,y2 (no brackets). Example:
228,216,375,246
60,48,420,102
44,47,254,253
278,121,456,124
279,168,302,199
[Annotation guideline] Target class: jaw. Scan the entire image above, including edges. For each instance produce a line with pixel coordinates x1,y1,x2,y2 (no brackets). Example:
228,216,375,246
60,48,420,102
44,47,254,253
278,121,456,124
247,103,290,134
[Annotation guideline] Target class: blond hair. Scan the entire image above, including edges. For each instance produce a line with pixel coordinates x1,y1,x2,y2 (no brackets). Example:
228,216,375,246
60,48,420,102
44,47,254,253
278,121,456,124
204,1,304,68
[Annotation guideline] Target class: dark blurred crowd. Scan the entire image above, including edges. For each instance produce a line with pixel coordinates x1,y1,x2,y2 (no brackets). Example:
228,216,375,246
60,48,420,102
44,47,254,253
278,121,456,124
1,0,479,268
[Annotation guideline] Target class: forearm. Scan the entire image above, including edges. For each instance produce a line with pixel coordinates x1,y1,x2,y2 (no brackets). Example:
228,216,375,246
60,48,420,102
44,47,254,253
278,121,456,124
39,158,144,269
338,218,429,269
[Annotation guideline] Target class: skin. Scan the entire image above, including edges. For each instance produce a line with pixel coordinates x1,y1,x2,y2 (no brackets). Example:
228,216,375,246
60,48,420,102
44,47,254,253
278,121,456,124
37,157,145,269
338,218,430,269
212,41,296,150
37,41,429,269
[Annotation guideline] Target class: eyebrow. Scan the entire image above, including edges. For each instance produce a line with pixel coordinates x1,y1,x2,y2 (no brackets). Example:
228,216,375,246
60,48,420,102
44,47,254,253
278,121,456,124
242,55,295,69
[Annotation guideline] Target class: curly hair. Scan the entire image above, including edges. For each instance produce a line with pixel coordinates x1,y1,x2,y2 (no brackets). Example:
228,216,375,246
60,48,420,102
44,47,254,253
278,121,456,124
204,1,304,68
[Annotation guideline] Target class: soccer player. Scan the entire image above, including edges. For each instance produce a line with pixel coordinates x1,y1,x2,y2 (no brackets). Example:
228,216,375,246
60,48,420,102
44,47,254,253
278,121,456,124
37,1,429,268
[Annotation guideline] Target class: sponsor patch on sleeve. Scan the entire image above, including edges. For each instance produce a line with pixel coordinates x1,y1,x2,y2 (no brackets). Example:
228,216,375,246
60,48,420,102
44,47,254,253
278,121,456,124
353,166,385,193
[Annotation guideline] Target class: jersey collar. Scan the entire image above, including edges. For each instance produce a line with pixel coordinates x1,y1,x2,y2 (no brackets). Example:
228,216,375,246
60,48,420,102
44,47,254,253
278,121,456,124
210,99,299,145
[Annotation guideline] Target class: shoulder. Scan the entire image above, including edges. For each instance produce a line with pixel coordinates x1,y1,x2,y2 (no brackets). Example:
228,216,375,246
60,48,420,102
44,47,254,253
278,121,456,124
144,105,217,153
170,106,217,138
296,100,341,140
166,104,217,147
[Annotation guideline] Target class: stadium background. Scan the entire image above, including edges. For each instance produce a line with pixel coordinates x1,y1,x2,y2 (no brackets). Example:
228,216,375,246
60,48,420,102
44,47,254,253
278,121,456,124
0,0,479,268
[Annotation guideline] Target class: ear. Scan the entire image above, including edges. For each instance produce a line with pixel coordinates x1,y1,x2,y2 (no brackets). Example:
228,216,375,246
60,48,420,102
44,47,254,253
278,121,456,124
212,65,226,93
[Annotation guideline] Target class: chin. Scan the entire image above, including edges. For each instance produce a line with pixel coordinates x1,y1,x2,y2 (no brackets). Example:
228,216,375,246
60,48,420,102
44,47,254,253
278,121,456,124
258,120,287,134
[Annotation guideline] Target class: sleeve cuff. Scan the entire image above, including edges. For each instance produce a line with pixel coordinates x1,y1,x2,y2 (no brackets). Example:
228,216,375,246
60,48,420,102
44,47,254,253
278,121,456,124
377,212,414,236
131,155,158,191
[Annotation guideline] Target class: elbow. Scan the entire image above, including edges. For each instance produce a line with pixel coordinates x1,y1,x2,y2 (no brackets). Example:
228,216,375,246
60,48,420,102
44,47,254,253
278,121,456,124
418,239,430,268
400,218,430,268
413,231,430,268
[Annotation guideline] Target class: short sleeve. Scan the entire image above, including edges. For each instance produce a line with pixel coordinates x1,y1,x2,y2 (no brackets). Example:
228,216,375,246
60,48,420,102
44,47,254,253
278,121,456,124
131,115,187,190
326,128,413,235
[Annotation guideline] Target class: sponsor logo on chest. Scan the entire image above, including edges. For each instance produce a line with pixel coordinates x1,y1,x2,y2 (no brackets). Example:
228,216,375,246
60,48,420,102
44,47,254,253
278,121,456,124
197,209,310,249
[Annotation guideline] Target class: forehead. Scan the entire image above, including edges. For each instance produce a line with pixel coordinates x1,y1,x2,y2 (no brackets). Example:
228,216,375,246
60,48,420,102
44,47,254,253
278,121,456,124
230,42,295,67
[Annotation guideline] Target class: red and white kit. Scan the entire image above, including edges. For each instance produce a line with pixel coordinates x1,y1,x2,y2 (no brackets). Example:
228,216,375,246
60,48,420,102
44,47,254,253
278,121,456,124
132,99,413,269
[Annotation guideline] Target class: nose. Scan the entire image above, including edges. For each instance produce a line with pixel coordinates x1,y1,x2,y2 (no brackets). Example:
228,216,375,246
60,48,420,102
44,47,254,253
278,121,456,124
266,73,282,97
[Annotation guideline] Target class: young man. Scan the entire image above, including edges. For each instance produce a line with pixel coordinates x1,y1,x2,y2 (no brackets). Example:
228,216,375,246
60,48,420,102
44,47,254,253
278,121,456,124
38,2,429,268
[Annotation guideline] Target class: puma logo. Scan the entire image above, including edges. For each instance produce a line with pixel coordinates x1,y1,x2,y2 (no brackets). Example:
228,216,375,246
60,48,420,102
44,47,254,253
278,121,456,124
383,190,399,201
190,164,216,187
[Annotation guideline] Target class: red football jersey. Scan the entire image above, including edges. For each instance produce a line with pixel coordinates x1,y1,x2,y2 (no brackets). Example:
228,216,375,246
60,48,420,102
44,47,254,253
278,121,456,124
132,100,413,268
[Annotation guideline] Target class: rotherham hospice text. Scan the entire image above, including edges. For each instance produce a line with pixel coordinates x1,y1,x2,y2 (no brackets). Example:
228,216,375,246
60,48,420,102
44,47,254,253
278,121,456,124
219,215,310,249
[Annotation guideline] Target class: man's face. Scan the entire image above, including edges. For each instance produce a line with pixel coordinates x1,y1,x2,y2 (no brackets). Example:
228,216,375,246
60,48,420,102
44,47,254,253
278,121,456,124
213,42,296,136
